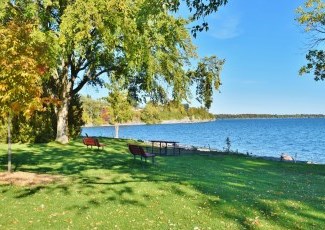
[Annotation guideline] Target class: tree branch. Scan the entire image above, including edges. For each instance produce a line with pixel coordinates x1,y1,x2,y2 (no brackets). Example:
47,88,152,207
72,74,89,95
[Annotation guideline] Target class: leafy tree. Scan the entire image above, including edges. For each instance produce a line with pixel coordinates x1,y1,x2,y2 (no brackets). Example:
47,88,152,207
106,78,133,138
0,19,53,172
140,103,162,124
188,56,225,109
0,1,227,144
81,95,109,125
11,93,83,143
188,107,214,120
159,102,188,120
296,0,325,81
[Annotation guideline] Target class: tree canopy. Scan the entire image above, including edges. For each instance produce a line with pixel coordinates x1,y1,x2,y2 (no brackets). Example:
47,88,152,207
296,0,325,81
0,19,53,116
0,0,226,143
0,18,54,172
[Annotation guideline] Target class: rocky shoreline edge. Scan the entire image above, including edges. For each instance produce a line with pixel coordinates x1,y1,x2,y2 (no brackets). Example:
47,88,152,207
142,141,321,165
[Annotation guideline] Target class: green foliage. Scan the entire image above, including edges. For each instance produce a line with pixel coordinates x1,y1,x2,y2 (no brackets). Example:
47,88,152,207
0,0,227,143
296,0,325,81
158,102,188,120
187,107,215,120
0,123,7,143
8,94,83,143
299,50,325,81
140,103,214,124
11,108,56,143
81,96,109,126
106,78,133,125
167,0,229,37
68,94,85,139
188,56,225,109
140,103,161,124
81,96,215,125
0,18,55,117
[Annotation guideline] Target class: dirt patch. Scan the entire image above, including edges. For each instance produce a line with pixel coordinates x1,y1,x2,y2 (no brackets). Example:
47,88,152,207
0,172,62,187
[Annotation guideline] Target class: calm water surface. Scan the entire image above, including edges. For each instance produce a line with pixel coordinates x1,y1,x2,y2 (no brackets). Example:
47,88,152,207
82,118,325,164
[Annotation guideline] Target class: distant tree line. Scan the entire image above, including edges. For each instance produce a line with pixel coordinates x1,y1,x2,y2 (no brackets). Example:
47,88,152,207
81,95,214,126
216,114,325,119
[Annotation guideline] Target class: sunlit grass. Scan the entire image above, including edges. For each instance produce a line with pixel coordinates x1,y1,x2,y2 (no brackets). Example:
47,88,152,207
0,137,324,229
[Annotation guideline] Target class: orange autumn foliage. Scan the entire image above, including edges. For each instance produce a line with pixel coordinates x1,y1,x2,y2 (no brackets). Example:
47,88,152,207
0,19,52,116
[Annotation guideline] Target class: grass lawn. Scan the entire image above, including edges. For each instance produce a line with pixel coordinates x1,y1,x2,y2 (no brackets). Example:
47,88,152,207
0,137,324,229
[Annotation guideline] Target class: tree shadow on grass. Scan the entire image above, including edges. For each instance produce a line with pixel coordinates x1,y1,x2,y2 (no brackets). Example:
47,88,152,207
0,139,324,229
0,138,172,212
162,155,325,229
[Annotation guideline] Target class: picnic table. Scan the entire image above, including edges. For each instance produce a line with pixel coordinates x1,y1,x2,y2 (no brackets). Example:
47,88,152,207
149,140,180,155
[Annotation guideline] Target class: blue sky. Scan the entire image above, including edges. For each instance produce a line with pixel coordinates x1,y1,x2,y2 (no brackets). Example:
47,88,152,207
81,0,325,114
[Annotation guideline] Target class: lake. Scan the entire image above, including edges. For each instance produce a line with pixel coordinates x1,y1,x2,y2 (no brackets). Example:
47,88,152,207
82,118,325,164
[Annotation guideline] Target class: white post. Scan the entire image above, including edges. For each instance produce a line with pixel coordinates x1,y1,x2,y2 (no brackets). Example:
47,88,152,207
7,112,12,173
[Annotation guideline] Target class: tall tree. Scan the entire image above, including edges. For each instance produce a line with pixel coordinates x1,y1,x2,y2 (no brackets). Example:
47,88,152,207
106,77,133,138
0,19,53,172
0,0,226,144
296,0,325,81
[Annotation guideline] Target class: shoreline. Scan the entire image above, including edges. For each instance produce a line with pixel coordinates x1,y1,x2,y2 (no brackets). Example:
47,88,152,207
142,141,322,165
82,118,215,128
81,119,324,165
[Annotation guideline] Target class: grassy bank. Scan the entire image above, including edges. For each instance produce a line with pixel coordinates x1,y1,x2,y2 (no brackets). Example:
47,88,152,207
0,138,324,229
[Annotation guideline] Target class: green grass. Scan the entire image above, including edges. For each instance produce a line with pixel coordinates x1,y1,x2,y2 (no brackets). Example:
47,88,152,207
0,138,324,229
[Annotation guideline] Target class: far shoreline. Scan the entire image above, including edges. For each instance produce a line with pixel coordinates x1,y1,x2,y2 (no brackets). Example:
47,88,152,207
216,114,325,119
82,118,216,128
82,115,325,128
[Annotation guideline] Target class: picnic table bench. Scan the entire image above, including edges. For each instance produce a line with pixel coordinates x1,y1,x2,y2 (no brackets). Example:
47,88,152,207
82,137,105,150
149,140,181,155
128,144,156,163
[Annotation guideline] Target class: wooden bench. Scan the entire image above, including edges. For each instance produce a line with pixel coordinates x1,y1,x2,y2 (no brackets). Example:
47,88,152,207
83,137,105,150
128,144,155,163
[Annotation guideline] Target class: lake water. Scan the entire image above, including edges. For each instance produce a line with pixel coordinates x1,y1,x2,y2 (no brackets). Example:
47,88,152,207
82,118,325,164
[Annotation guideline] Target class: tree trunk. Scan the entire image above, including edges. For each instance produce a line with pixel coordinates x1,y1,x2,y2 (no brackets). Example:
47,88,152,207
7,112,12,173
114,124,119,138
54,61,72,144
55,97,70,144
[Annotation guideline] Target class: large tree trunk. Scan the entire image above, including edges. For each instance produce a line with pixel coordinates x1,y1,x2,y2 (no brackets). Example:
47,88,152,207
55,97,70,144
7,112,12,173
55,62,71,144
